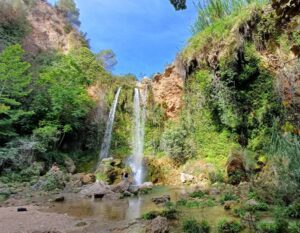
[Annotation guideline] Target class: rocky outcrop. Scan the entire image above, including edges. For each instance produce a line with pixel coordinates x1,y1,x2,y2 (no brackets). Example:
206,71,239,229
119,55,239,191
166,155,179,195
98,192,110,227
152,61,185,119
22,0,82,55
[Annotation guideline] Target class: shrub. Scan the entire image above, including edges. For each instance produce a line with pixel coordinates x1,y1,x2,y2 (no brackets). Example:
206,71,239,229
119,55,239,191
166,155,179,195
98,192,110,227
289,222,300,233
257,219,289,233
36,170,67,191
142,211,159,220
220,192,238,205
217,219,242,233
183,219,210,233
190,190,205,198
286,199,300,218
161,207,178,220
233,207,246,218
160,122,196,164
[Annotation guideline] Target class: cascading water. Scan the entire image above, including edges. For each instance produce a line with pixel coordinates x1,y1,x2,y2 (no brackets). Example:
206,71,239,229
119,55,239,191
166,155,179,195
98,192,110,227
99,87,121,161
130,87,147,185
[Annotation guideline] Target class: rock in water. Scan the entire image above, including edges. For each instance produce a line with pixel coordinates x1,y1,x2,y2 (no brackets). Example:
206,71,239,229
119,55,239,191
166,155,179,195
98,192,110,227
152,195,171,205
17,207,27,212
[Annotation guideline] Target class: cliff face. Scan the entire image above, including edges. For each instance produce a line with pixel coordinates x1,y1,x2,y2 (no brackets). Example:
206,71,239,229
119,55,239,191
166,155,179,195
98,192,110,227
22,0,82,54
151,62,186,119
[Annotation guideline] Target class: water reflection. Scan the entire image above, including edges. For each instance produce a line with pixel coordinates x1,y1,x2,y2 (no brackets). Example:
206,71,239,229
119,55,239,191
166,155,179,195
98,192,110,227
48,186,192,222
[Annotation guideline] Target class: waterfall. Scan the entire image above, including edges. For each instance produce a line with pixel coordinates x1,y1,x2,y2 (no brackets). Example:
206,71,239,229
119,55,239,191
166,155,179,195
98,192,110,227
99,87,121,161
130,87,147,185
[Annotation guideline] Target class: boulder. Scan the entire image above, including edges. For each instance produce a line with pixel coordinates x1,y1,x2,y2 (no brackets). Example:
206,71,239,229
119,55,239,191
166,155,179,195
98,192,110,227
64,157,76,174
111,180,131,193
80,174,96,185
209,188,221,195
152,195,171,205
140,182,153,189
180,173,195,184
146,216,169,233
245,199,259,207
128,185,139,195
53,195,65,202
224,201,237,210
226,151,248,185
80,180,111,197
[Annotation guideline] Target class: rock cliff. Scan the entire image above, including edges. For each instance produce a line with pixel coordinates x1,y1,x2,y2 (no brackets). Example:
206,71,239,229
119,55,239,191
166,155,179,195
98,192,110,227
22,0,83,54
151,60,186,119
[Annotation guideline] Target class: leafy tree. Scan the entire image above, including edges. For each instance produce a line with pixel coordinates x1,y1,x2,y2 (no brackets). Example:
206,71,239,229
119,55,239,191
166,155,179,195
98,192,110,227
169,0,186,10
56,0,80,27
96,49,117,71
0,44,32,144
0,0,28,50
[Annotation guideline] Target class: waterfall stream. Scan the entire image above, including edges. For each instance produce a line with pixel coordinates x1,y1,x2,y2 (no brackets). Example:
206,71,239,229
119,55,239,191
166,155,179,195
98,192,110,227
99,87,121,161
130,87,147,185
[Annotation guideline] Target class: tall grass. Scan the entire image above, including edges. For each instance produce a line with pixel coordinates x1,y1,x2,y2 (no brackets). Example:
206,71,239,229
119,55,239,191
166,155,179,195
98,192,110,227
192,0,269,34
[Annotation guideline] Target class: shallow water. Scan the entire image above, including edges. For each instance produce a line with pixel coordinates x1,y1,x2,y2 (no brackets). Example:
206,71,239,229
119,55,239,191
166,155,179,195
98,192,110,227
48,186,188,221
47,186,238,232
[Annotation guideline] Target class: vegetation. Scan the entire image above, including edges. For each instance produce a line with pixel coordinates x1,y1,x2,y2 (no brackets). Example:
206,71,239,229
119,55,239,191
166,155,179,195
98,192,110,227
192,0,268,34
182,219,210,233
217,219,243,233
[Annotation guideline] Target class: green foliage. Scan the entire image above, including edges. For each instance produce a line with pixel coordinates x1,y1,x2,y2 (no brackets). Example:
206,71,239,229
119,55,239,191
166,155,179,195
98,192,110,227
142,211,159,220
286,199,300,219
254,11,279,50
220,193,238,205
0,44,32,143
192,0,267,34
289,222,300,233
38,170,67,191
161,207,178,220
160,121,196,164
96,49,117,71
0,0,29,50
217,219,243,233
182,219,211,233
56,0,80,27
169,0,186,10
256,132,300,203
189,190,205,198
177,198,216,209
257,219,289,233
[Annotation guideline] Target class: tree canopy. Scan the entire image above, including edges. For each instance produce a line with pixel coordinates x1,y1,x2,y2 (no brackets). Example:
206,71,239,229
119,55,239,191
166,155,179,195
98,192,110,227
169,0,186,10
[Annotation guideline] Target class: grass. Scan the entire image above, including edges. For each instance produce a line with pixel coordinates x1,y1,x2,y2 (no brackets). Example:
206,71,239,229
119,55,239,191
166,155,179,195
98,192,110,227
183,219,211,233
182,3,265,59
177,198,216,209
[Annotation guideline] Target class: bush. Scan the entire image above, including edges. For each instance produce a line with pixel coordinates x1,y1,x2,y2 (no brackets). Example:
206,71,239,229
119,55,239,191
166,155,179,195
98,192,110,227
289,222,300,233
142,211,159,220
183,219,210,233
217,219,242,233
190,190,205,198
220,192,238,205
160,122,196,164
36,170,67,191
257,219,289,233
161,207,178,220
286,199,300,218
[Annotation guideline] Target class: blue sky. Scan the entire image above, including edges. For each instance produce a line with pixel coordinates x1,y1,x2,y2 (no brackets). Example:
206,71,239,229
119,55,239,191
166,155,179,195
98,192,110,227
48,0,198,78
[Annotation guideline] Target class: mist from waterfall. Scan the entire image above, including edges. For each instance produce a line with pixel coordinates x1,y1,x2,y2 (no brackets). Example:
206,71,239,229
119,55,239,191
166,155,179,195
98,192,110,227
99,87,121,161
130,87,147,185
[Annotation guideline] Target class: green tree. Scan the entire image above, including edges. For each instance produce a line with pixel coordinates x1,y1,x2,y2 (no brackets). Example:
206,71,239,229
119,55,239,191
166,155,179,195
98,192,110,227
170,0,186,10
96,49,117,71
56,0,80,27
0,44,31,143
